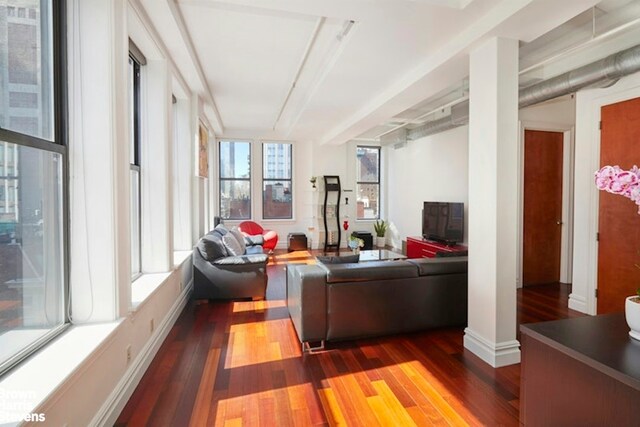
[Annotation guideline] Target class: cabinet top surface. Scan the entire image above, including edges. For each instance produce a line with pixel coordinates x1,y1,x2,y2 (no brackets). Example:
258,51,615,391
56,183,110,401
406,236,467,249
521,313,640,390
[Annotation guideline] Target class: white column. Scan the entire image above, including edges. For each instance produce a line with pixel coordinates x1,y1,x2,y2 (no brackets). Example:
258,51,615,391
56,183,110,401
465,37,521,367
68,0,129,321
141,59,172,272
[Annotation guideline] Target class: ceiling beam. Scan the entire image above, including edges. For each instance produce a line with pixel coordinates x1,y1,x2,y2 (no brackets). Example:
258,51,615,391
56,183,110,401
166,0,225,135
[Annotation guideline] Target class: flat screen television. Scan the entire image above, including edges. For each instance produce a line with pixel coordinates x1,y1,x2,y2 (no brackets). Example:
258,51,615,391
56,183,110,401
422,201,464,245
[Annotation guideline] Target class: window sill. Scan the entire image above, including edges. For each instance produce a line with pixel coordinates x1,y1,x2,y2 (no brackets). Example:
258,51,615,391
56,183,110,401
173,250,191,268
131,273,172,310
259,219,296,224
0,321,121,426
131,253,192,310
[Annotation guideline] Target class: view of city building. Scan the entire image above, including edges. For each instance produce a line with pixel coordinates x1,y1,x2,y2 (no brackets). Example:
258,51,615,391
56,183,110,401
1,1,62,337
219,141,251,219
263,143,292,219
356,146,380,219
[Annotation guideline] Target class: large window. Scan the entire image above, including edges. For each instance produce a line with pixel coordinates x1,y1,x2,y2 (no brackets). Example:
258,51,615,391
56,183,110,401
128,50,143,279
219,141,251,220
262,142,292,219
0,0,67,375
356,146,381,220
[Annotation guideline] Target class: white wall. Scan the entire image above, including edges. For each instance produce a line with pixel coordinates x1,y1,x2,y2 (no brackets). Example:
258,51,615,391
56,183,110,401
519,95,576,126
385,125,469,250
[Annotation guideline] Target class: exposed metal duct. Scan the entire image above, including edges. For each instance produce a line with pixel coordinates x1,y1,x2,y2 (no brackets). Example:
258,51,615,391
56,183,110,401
407,100,469,141
386,44,640,144
519,44,640,108
380,128,407,146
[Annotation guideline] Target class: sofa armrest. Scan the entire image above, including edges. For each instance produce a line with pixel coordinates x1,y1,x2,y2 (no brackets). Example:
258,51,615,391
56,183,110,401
287,264,327,343
192,248,267,300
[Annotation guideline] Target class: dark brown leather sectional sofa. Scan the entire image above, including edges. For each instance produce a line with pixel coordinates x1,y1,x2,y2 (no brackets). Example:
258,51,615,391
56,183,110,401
286,257,467,349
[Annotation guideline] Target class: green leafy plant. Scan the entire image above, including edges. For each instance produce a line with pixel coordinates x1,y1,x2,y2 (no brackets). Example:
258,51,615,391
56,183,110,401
373,219,388,238
348,236,364,250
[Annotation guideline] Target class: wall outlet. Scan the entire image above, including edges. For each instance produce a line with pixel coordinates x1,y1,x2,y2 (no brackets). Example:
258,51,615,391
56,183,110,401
150,318,155,333
126,345,132,363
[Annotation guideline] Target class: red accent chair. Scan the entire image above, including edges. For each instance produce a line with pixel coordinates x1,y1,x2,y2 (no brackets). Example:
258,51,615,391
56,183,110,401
238,221,278,253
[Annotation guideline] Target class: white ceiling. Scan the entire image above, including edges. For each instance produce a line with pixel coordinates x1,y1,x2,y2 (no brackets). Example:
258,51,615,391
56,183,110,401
139,0,602,144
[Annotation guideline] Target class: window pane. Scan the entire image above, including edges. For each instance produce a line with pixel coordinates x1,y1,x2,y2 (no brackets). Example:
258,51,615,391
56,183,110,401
0,141,64,370
356,147,379,182
128,57,136,164
263,181,292,219
130,169,140,277
220,141,251,179
220,180,250,220
0,1,55,141
263,143,291,179
357,183,380,219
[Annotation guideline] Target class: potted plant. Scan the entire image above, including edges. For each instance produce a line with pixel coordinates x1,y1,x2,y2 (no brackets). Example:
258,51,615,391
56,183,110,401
625,287,640,341
373,219,388,248
348,235,364,254
595,165,640,340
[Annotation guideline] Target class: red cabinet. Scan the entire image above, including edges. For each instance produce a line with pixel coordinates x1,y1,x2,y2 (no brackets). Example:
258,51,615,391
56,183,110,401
406,236,467,259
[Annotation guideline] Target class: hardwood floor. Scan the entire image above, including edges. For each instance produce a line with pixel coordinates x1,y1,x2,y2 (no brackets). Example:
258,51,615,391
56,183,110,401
116,250,584,426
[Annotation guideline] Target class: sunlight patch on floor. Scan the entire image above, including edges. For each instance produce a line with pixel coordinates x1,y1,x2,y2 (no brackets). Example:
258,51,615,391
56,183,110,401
225,318,300,369
232,300,286,313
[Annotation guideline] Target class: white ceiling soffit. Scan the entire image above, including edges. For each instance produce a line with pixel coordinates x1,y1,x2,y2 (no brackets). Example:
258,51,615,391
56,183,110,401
144,0,600,145
138,0,223,134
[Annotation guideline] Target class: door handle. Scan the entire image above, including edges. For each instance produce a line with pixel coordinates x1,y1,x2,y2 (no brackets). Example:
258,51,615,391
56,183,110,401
556,221,563,225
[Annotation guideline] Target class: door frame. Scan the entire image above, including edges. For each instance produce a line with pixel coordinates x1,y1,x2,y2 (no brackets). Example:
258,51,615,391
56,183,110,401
572,76,640,315
517,122,575,288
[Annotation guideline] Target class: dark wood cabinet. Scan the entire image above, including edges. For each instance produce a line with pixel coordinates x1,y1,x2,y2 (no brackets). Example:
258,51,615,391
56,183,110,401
520,314,640,426
406,236,467,259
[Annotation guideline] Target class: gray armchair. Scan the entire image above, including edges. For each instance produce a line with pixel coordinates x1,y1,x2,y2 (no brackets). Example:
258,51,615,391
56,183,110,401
193,225,268,300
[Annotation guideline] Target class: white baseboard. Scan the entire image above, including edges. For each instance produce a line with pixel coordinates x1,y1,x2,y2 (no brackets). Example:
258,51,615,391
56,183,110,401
463,328,521,367
568,293,589,314
91,280,193,427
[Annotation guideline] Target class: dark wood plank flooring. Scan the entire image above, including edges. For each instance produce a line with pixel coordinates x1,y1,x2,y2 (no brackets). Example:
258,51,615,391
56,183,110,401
116,250,584,426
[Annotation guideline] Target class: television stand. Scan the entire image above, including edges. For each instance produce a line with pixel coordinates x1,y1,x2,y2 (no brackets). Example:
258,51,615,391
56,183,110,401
406,236,467,259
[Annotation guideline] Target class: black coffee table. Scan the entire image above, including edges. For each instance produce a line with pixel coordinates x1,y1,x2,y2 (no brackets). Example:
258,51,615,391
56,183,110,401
358,249,407,262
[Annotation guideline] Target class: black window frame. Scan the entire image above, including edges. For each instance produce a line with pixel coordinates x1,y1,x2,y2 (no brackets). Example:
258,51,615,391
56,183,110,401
356,145,381,220
129,48,143,280
0,0,69,375
262,142,293,220
218,140,252,220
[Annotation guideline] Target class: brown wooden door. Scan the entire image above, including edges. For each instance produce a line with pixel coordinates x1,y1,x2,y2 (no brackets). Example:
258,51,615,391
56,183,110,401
597,97,640,314
523,130,564,286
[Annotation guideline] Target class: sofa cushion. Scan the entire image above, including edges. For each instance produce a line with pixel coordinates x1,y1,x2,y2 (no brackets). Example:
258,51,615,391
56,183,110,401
222,233,244,256
229,227,247,254
213,254,268,265
245,235,264,246
245,245,264,255
213,224,229,236
407,257,468,276
316,254,360,264
197,233,228,261
321,260,418,283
